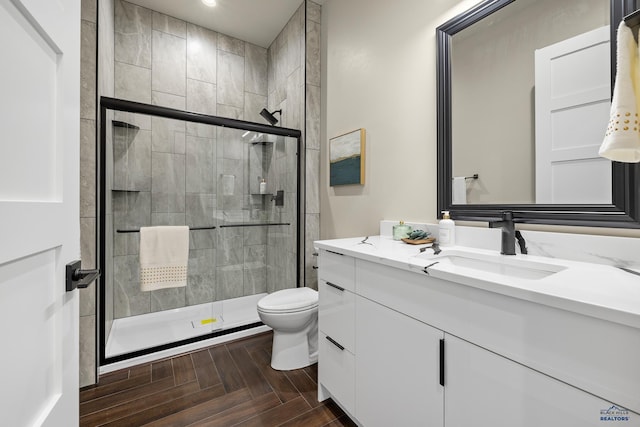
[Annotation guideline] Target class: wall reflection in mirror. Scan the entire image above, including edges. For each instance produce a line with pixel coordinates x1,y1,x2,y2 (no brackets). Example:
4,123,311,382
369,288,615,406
450,0,610,205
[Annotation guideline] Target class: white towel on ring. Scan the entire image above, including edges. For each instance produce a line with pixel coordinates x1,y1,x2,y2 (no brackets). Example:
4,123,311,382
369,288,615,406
600,21,640,163
139,226,189,291
452,176,467,204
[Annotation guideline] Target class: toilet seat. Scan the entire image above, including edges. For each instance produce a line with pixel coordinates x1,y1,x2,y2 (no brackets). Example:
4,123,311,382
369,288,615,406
258,287,318,313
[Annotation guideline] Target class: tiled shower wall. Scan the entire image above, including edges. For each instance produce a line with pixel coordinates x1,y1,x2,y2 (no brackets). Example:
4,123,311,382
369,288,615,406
79,0,321,386
79,0,98,388
110,0,285,319
266,1,322,290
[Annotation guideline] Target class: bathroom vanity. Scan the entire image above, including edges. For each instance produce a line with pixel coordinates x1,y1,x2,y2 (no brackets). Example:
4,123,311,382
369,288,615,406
315,229,640,427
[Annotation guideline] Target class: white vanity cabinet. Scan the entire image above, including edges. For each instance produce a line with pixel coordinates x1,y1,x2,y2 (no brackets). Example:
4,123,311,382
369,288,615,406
317,249,356,416
316,246,640,426
445,334,627,427
355,294,444,427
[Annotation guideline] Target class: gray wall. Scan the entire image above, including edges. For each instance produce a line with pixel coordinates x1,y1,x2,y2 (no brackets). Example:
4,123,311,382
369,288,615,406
79,0,98,388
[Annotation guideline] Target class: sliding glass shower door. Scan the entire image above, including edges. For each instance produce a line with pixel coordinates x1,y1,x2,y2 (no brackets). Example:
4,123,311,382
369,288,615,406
99,98,301,363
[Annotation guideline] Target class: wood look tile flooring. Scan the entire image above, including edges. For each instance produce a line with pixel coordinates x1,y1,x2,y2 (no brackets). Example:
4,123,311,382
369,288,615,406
80,332,354,427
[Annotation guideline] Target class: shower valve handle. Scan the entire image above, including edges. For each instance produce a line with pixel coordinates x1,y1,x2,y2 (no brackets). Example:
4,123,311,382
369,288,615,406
65,260,101,292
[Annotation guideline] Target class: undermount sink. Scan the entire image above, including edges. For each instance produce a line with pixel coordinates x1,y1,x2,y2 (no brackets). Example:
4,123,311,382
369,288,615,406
414,250,566,280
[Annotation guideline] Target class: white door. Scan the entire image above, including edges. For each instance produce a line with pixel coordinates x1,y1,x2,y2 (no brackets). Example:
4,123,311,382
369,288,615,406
535,26,611,204
0,0,80,426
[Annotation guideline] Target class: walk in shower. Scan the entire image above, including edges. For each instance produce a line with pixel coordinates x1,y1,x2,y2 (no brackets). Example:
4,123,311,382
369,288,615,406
98,97,302,364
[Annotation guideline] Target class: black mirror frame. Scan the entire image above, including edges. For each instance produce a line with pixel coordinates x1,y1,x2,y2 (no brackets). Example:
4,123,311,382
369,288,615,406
436,0,640,227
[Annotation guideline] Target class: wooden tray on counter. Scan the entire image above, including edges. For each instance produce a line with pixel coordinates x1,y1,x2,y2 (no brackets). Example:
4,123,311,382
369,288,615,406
401,237,435,245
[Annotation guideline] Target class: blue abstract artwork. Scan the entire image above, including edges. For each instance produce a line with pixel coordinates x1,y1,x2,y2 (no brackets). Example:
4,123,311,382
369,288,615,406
330,129,365,186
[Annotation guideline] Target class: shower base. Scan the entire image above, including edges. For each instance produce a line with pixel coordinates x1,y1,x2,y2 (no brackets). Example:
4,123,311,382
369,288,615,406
105,293,267,361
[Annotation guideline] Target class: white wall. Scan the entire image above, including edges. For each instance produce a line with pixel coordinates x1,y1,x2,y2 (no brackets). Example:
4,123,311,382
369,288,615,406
321,0,482,239
320,0,640,240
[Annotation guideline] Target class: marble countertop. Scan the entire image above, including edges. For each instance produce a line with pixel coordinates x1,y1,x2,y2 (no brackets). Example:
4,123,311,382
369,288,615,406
315,235,640,330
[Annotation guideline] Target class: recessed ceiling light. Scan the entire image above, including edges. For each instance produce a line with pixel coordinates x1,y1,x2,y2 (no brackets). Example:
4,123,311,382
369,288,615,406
202,0,216,7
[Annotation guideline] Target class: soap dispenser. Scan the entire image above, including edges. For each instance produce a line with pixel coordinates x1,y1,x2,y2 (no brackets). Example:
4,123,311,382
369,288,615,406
439,211,455,246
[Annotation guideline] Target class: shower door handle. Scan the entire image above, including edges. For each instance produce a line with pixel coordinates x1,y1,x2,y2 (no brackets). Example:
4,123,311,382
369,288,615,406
66,260,101,292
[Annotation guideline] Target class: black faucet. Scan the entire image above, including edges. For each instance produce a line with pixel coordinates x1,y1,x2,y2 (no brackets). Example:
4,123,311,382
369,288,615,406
489,211,516,255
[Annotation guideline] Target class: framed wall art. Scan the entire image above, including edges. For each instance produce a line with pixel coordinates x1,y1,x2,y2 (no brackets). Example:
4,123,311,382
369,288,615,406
329,128,366,186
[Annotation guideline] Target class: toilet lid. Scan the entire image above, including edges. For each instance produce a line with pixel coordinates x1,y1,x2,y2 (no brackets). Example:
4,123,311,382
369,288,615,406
258,287,318,312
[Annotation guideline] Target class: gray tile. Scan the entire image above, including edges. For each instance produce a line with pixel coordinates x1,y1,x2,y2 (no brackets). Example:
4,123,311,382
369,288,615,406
115,61,151,103
305,213,319,289
80,217,96,317
113,128,152,191
114,111,152,131
151,153,186,213
79,315,96,387
152,91,186,110
218,128,244,160
190,227,216,250
245,43,267,96
285,8,303,77
217,265,243,299
151,212,185,226
218,33,245,56
150,287,186,312
152,116,186,153
80,119,96,217
217,50,244,108
98,0,115,97
186,193,215,226
186,121,215,139
187,24,217,84
243,92,267,124
115,0,151,68
307,0,321,24
152,11,186,38
305,84,321,150
152,30,186,96
81,20,97,121
187,79,216,115
216,104,243,121
244,265,266,296
113,191,151,256
219,159,244,198
306,20,321,86
114,255,150,318
186,249,216,305
243,226,267,246
305,148,319,214
186,136,215,193
81,0,97,23
285,70,302,129
217,227,244,266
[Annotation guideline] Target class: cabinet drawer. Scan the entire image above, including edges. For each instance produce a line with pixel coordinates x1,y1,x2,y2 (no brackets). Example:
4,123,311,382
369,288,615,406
319,280,355,352
319,332,355,414
318,249,355,291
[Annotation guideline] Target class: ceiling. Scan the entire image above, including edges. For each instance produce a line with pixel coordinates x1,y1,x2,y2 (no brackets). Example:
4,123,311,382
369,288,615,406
126,0,306,48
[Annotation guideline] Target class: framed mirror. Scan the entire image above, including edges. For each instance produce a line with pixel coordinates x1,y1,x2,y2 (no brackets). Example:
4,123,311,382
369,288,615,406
437,0,640,227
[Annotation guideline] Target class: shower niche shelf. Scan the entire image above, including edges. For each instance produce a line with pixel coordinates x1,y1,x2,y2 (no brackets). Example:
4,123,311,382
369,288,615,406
112,189,140,192
112,120,140,130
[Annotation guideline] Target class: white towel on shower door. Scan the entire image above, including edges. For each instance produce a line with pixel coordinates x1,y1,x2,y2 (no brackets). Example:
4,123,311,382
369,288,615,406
600,21,640,162
139,226,189,292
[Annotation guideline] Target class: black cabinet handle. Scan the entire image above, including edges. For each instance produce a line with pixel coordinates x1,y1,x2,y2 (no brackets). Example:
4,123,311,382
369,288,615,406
439,339,445,387
326,281,345,292
326,335,345,351
326,250,344,256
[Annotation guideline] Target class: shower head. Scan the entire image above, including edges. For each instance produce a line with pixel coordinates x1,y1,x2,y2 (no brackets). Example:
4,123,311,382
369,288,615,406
260,108,282,125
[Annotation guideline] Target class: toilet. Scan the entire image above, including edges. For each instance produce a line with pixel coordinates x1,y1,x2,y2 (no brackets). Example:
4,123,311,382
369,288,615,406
257,287,318,371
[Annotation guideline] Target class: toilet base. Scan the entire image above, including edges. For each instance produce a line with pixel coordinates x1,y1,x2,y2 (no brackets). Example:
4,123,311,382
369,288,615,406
270,326,318,371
